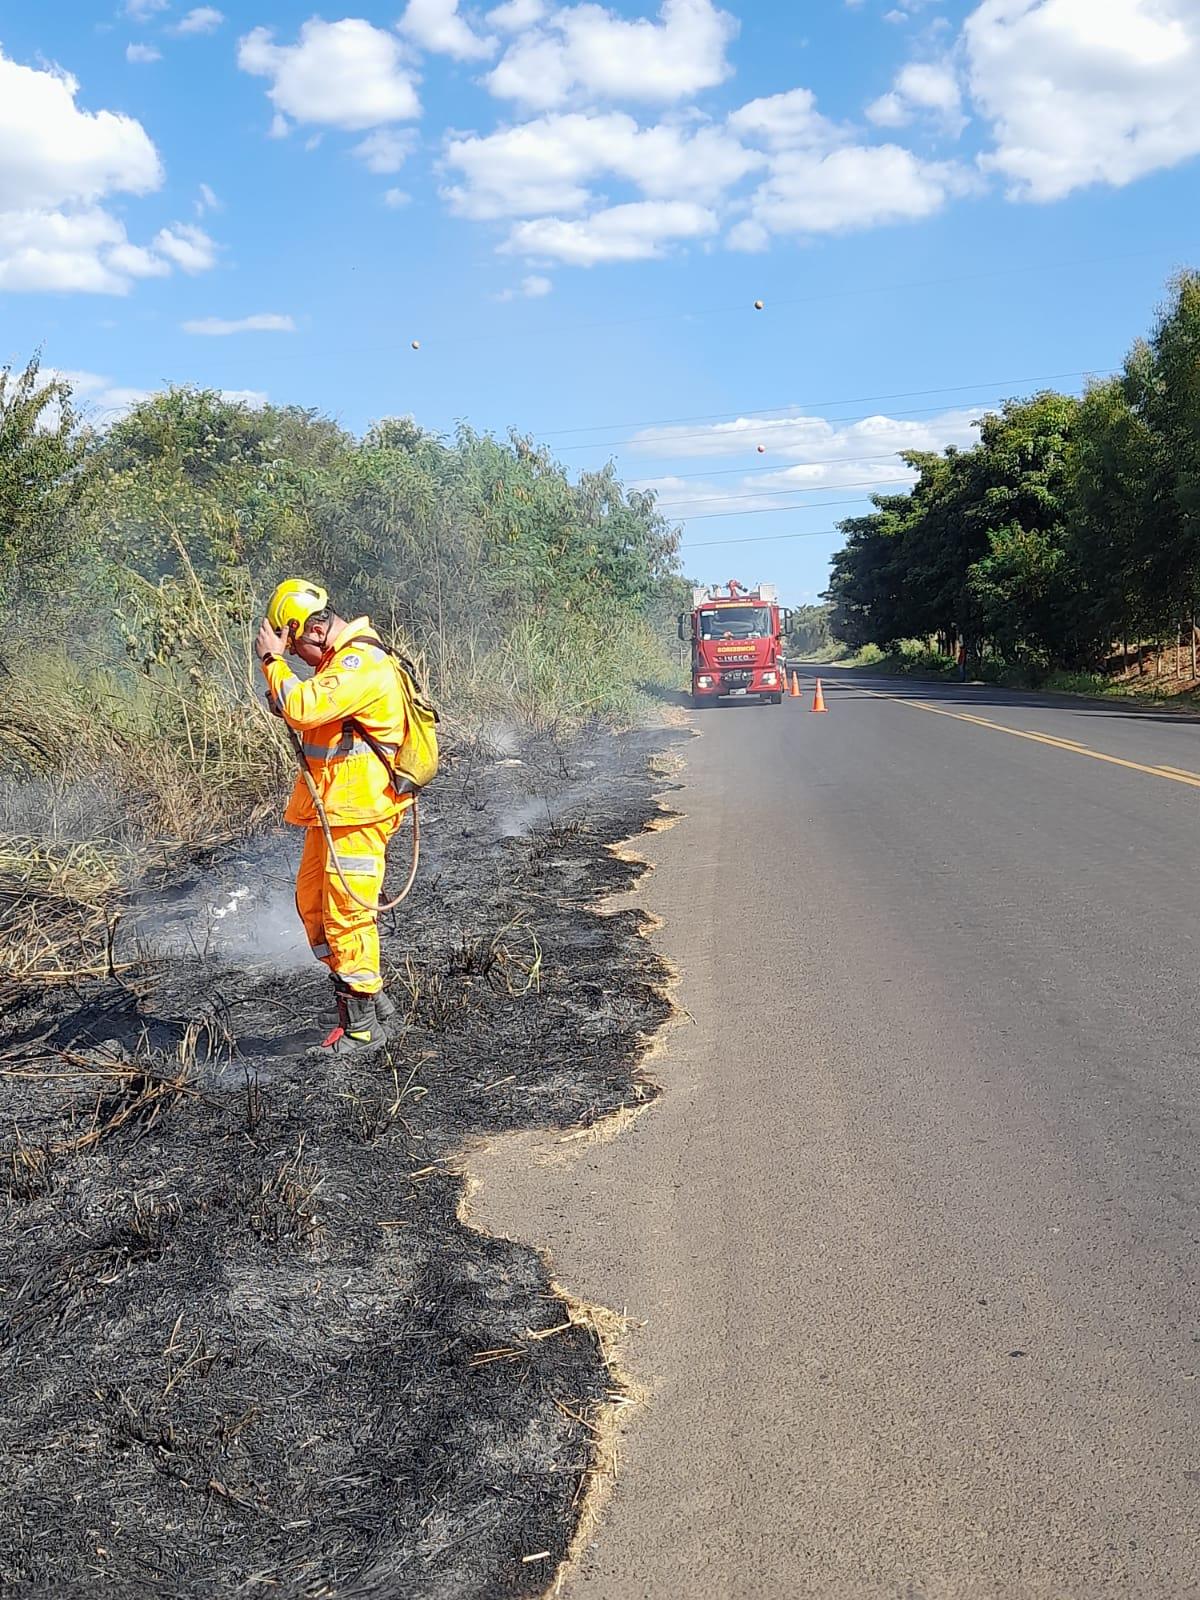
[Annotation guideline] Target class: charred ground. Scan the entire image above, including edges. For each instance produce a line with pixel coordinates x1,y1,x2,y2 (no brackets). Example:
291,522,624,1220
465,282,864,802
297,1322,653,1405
0,727,679,1600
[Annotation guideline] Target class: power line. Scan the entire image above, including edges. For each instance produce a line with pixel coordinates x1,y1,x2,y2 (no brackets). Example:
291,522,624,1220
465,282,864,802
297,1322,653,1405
676,491,912,524
553,386,1092,457
655,475,915,512
681,526,843,550
466,239,1192,386
536,368,1112,440
633,448,944,485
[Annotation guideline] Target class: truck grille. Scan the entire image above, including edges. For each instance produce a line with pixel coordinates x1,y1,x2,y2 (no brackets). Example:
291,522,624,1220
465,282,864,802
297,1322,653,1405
718,669,754,687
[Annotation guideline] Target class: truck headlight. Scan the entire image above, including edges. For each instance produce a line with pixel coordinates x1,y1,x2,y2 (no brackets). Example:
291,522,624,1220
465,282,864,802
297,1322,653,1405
697,675,713,688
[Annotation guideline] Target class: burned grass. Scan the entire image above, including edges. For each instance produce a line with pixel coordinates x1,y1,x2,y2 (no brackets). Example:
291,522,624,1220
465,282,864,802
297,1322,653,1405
0,726,679,1599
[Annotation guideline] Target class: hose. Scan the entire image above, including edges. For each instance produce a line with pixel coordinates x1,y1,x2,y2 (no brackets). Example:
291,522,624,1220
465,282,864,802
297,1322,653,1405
282,721,421,913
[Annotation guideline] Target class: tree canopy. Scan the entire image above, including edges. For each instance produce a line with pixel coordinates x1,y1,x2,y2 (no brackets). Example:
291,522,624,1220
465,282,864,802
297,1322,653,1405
826,270,1200,672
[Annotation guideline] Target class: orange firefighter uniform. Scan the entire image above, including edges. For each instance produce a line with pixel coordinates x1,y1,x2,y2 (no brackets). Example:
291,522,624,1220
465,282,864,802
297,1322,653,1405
260,618,409,996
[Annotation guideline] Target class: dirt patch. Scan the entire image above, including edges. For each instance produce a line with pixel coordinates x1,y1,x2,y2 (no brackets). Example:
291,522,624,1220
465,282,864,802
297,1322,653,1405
0,726,682,1599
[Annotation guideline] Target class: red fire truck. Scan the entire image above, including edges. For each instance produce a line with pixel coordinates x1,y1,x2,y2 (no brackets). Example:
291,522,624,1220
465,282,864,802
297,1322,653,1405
680,581,792,708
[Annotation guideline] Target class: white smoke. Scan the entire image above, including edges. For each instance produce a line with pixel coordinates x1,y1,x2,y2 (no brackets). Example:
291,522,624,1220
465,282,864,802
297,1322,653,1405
135,842,315,971
201,884,312,969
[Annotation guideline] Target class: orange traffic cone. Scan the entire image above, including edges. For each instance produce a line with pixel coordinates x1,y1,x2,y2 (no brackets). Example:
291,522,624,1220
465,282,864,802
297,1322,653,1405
789,671,801,697
811,678,828,713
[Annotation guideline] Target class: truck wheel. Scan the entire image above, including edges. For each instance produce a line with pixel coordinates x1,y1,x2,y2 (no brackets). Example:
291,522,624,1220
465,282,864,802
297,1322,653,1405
691,695,710,710
769,693,783,705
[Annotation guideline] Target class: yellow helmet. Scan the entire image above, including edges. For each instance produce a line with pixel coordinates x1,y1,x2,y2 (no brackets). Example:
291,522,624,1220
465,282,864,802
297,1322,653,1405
266,578,328,636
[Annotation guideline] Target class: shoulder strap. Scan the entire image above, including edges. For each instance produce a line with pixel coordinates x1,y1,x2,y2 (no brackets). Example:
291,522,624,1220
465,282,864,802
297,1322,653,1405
345,716,420,797
338,630,387,661
344,632,440,723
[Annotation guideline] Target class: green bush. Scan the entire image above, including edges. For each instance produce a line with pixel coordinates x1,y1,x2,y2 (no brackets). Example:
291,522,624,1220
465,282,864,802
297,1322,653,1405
1,371,685,853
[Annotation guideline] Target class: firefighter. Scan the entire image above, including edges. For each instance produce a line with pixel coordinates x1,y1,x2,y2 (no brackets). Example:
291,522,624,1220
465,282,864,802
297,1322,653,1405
255,579,409,1056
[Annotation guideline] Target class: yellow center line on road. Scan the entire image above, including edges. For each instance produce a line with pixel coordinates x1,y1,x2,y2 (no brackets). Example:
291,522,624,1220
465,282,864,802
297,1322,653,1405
866,690,1200,791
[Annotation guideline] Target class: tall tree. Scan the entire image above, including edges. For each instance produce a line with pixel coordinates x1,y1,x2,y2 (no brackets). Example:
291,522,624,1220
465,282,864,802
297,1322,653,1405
0,357,92,606
964,392,1080,664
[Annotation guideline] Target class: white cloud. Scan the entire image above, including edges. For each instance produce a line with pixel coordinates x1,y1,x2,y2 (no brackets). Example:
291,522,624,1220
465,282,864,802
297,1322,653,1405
504,198,717,263
124,0,169,18
41,368,152,420
443,110,759,220
153,222,217,273
735,143,964,241
106,241,171,279
39,369,271,424
238,18,421,131
0,208,214,295
900,61,964,115
728,87,843,149
0,209,130,293
865,91,906,127
444,74,977,266
100,385,156,412
868,59,965,133
126,43,162,64
176,7,226,35
0,48,214,295
494,271,554,298
445,114,622,218
383,187,412,206
221,389,269,409
726,217,769,252
966,0,1200,201
0,50,162,209
630,409,982,513
487,0,547,27
182,313,297,335
196,182,221,214
399,0,495,61
353,129,417,173
640,470,907,517
485,0,737,111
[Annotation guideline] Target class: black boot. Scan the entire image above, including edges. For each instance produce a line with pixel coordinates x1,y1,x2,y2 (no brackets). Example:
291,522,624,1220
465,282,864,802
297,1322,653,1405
314,982,386,1056
374,987,396,1027
333,991,386,1055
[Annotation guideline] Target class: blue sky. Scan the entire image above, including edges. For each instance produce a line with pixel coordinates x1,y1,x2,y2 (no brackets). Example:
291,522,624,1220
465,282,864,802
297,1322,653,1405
3,0,1200,603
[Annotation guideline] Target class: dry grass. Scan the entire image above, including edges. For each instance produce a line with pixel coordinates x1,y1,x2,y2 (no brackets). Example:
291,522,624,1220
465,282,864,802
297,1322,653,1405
0,1055,197,1157
0,838,133,1007
546,1286,644,1597
0,1053,198,1210
397,915,544,1029
338,1054,430,1143
245,1136,325,1243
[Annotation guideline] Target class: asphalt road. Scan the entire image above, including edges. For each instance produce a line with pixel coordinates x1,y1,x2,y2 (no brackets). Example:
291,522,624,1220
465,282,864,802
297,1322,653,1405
471,669,1200,1599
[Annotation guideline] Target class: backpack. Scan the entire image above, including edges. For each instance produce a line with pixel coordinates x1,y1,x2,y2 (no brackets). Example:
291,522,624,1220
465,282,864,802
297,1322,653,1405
344,633,440,797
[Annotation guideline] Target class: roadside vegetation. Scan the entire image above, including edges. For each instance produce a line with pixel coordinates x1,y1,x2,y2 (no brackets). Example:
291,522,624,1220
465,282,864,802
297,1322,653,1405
1,366,687,860
825,269,1200,699
835,638,1153,700
785,602,846,662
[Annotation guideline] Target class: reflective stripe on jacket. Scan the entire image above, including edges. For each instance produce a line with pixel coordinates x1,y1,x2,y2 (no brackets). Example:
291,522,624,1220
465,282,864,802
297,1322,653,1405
262,616,411,828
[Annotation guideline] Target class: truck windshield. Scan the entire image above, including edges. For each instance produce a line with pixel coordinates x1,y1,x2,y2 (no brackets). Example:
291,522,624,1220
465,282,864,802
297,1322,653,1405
700,606,772,640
